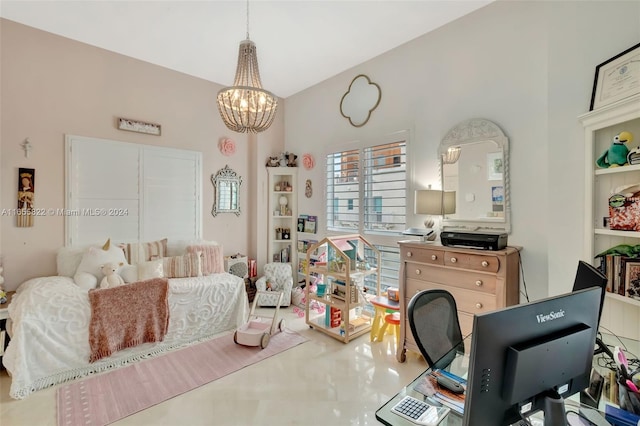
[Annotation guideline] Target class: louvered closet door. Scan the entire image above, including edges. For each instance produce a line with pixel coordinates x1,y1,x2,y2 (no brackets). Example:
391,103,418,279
66,135,201,247
66,136,141,246
142,146,201,242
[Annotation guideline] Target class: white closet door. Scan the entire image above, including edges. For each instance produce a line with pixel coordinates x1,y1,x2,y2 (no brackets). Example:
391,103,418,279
142,146,201,242
66,136,140,246
66,135,201,247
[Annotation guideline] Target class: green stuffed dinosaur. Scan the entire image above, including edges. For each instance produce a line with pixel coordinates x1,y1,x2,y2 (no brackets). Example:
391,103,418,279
595,244,640,258
596,131,633,168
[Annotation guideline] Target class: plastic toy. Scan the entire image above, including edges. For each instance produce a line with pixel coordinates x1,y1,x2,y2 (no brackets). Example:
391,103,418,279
233,290,286,349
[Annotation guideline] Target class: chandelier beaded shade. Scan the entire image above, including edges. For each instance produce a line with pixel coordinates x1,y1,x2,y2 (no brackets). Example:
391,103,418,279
217,2,277,133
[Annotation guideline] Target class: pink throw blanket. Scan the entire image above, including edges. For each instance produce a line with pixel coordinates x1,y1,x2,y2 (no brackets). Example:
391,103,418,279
88,278,170,363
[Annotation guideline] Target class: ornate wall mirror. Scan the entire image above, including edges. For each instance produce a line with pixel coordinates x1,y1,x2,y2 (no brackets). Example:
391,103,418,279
211,165,242,217
339,74,381,127
439,118,510,233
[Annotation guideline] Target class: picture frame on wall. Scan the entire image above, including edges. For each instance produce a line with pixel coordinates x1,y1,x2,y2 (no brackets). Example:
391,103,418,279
590,42,640,111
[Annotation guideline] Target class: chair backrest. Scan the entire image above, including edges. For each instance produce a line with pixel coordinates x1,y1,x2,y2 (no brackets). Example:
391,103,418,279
264,262,292,282
407,289,464,369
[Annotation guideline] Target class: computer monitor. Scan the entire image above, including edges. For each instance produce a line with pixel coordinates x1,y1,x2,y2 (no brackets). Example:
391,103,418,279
571,260,612,359
462,287,601,426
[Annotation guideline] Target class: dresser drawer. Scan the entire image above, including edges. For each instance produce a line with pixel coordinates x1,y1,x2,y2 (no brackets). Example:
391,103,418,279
401,247,444,266
443,251,500,273
404,263,497,294
405,279,497,315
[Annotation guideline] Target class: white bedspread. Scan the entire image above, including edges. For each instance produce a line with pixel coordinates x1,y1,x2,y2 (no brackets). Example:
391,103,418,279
3,274,249,399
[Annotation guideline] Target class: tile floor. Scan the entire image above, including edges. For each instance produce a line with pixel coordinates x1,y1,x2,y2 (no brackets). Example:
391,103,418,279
0,306,428,426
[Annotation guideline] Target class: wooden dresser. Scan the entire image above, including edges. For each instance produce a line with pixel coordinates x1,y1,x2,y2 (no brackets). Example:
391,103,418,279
397,242,520,362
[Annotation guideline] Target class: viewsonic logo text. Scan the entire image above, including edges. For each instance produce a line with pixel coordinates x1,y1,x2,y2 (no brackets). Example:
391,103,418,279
536,309,565,323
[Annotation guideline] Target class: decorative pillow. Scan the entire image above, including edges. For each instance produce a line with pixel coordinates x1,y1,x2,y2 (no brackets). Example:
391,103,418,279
162,252,202,278
120,264,139,283
119,238,168,265
138,259,164,280
57,246,88,277
73,239,128,290
186,245,224,275
166,239,219,257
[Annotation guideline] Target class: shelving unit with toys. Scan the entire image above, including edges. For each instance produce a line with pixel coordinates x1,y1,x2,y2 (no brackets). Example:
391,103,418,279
267,167,298,270
304,234,380,343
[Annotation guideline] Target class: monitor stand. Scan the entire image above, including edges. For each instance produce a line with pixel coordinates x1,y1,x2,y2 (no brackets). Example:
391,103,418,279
542,390,567,426
594,337,613,359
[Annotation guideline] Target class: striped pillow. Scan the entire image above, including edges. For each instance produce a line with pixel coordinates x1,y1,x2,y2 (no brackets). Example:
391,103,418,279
162,252,202,278
119,238,168,265
186,245,224,275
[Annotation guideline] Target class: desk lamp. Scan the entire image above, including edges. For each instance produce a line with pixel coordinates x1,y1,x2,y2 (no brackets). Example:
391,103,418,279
412,187,456,241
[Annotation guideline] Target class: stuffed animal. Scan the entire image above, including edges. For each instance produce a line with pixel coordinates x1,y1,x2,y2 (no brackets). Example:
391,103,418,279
278,152,288,167
287,153,298,167
74,238,128,290
596,131,633,168
99,262,125,289
266,156,279,167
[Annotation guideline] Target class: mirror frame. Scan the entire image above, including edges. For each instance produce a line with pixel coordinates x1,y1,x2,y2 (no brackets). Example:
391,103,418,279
438,118,511,233
339,74,381,128
211,165,242,217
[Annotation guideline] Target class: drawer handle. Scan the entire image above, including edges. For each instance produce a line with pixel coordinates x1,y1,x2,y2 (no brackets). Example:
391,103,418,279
407,251,413,258
476,303,483,309
431,254,437,261
450,257,457,263
415,269,421,275
481,260,489,268
475,280,483,287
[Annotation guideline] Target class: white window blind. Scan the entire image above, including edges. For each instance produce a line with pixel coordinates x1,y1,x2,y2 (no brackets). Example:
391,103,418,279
326,139,407,234
326,134,407,296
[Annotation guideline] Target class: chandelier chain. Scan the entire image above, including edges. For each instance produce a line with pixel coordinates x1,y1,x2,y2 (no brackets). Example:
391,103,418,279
246,0,250,40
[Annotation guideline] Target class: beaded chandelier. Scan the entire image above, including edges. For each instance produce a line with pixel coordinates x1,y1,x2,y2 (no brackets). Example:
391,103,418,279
216,1,277,133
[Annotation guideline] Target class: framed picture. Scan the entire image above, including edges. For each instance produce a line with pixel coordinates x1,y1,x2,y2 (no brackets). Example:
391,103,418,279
117,117,161,136
590,42,640,111
623,259,640,297
486,152,503,181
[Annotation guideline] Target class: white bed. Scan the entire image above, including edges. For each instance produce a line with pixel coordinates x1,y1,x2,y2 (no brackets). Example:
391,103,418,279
3,273,248,399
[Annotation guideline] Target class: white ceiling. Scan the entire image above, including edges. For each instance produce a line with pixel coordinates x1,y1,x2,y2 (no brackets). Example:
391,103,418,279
0,0,493,98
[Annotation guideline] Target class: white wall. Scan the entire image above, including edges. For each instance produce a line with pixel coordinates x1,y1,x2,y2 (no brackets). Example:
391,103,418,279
0,19,285,289
284,0,640,302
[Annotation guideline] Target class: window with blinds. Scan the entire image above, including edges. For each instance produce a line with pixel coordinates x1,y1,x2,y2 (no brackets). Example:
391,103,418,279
326,136,407,297
326,140,407,234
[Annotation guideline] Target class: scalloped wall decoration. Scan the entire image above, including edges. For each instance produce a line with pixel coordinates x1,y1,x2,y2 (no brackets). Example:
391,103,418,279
340,74,381,128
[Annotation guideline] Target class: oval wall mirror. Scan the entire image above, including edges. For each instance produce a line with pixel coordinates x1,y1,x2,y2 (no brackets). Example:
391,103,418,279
439,118,510,233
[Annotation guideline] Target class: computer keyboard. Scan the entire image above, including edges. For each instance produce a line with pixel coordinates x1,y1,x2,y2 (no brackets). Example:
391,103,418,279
391,395,450,425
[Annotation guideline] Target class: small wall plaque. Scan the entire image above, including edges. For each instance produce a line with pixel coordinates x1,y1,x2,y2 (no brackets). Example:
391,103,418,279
117,117,161,136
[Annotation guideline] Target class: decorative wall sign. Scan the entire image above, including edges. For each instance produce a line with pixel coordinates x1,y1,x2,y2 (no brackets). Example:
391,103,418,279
17,167,35,227
117,117,161,136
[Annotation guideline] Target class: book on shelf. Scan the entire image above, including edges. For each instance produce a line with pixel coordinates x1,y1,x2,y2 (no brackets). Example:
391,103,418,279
413,370,466,415
599,253,640,298
304,215,317,233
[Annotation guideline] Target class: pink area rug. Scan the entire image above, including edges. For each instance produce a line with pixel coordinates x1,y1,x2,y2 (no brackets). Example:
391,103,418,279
57,330,308,426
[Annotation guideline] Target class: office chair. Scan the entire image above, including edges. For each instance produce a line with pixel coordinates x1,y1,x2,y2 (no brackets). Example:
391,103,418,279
408,289,464,369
